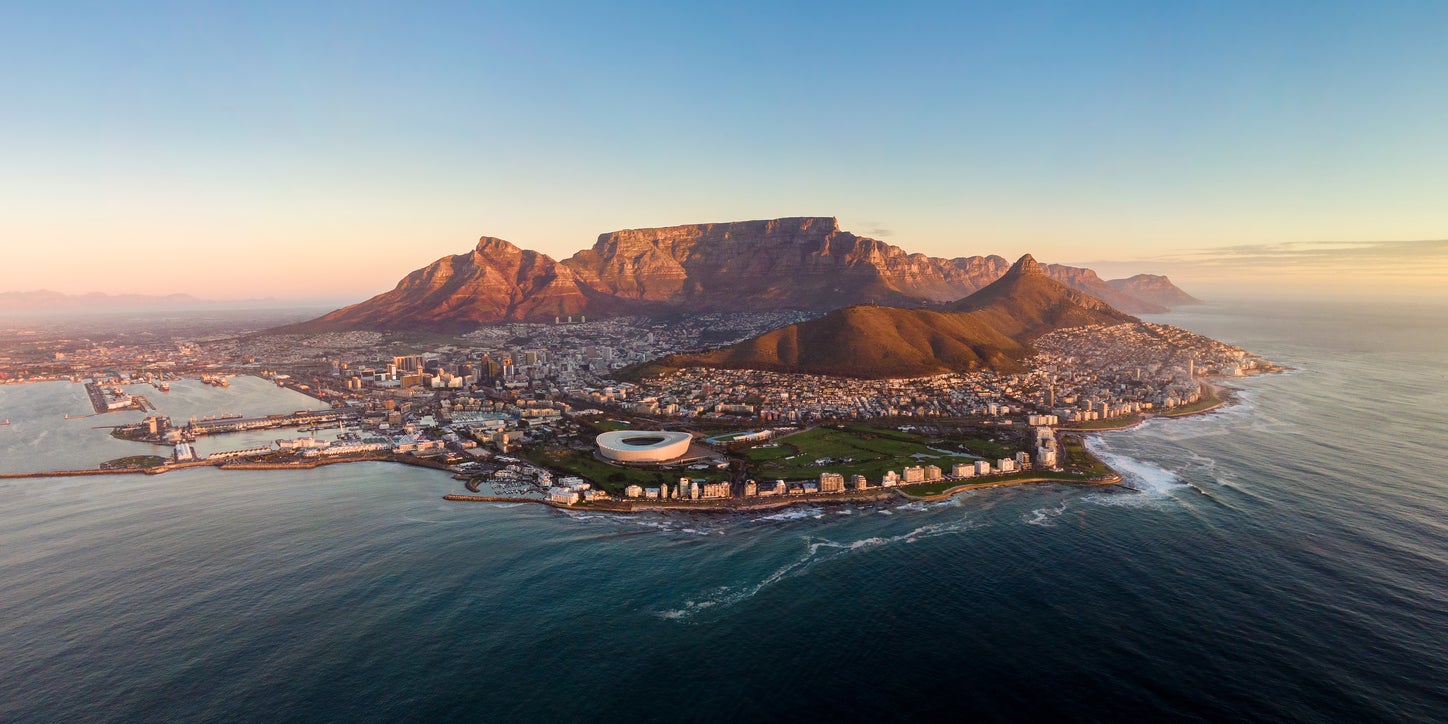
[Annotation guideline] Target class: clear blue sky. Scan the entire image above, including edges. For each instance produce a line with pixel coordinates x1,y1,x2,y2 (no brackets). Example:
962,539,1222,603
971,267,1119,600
4,1,1447,300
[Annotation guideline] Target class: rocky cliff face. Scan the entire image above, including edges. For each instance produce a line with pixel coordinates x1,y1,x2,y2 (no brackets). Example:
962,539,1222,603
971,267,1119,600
288,218,1199,331
1107,274,1202,308
298,237,592,331
561,217,1009,311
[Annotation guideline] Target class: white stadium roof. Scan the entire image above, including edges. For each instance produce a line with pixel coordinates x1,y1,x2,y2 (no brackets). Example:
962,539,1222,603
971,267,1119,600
595,430,693,463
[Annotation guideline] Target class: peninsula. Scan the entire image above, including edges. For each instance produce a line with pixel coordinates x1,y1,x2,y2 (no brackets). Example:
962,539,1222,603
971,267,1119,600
0,217,1276,514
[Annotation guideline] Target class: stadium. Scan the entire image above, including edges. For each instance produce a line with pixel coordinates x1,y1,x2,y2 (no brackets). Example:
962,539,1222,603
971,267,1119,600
595,430,694,463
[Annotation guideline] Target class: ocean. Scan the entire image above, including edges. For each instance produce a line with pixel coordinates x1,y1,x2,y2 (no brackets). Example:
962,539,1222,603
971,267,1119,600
2,300,1446,722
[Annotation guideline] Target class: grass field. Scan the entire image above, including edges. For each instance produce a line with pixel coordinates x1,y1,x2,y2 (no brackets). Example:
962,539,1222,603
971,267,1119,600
1063,415,1141,431
99,455,168,470
898,469,1086,496
746,426,995,483
1061,435,1113,478
1154,390,1223,417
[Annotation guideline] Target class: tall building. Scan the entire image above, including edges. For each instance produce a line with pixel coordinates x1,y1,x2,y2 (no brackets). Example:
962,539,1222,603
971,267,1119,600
392,355,426,374
819,472,845,493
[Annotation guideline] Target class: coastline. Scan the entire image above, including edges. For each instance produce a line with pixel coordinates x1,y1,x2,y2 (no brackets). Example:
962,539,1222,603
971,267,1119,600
444,470,1124,514
2,372,1255,512
1060,379,1238,432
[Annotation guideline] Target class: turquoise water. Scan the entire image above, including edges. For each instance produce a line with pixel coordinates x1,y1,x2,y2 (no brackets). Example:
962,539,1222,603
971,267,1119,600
2,302,1446,721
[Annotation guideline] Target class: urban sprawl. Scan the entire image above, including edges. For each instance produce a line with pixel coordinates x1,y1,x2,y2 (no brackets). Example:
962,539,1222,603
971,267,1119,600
0,313,1272,507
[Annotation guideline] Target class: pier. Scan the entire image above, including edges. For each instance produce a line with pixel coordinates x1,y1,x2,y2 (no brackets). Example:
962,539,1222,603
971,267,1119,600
83,382,108,414
186,410,356,436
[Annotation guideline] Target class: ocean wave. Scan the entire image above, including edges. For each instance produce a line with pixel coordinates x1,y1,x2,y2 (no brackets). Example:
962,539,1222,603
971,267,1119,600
754,507,823,522
1024,502,1068,526
1082,437,1186,507
658,521,977,621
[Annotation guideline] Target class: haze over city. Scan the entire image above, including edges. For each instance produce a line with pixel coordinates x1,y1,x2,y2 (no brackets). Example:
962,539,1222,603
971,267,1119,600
4,1,1447,302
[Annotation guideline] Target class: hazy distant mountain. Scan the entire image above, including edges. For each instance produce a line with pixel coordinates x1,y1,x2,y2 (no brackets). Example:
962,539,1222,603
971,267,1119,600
639,254,1136,379
0,290,284,313
1107,274,1203,308
287,217,1195,332
1041,264,1168,313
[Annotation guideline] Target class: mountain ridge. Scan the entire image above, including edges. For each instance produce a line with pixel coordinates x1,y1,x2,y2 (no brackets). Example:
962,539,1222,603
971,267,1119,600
286,217,1195,332
638,254,1138,379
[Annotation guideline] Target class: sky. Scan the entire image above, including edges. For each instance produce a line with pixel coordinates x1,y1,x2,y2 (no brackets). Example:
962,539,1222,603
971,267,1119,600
3,1,1447,303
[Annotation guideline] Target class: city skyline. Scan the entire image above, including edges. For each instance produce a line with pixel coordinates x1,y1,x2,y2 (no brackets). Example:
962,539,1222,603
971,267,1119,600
4,2,1447,301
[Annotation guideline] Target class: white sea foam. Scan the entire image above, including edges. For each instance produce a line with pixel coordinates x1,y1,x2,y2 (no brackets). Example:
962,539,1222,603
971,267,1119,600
754,507,823,522
659,520,978,621
1083,437,1185,507
1024,502,1068,526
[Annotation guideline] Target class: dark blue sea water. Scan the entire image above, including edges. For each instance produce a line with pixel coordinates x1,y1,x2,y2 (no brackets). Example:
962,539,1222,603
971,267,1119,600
3,301,1446,722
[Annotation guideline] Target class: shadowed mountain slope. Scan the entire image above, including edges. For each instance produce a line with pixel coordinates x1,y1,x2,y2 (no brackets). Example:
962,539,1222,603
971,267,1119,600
645,254,1136,379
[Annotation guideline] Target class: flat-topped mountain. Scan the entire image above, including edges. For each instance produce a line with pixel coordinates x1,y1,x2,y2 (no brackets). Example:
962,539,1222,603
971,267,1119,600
561,217,1011,310
286,217,1194,332
639,254,1136,379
